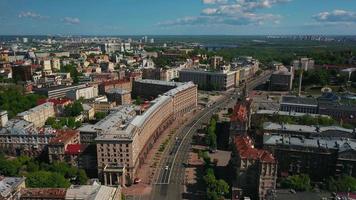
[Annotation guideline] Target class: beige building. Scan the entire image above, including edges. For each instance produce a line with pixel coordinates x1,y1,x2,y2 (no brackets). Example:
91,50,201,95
41,59,52,72
93,102,116,113
51,58,61,71
17,102,55,128
80,81,197,186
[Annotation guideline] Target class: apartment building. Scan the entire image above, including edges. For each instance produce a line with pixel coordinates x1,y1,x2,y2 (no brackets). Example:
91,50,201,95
179,69,239,91
263,134,356,180
33,84,87,99
17,102,55,128
98,79,132,95
79,81,197,186
48,130,80,164
0,119,57,156
66,86,98,100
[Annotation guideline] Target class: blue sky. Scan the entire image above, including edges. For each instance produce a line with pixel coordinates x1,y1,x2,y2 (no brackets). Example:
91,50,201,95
0,0,355,35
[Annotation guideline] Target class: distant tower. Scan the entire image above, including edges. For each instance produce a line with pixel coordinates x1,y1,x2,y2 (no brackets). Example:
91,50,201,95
0,111,8,127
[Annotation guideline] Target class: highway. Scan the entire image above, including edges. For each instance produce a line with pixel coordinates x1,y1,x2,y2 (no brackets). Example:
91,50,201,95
150,71,272,200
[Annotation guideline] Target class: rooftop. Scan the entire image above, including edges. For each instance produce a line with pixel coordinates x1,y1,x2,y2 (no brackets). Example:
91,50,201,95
65,144,85,155
50,129,79,144
20,188,67,199
263,134,356,152
65,185,119,200
263,122,354,134
234,135,275,163
281,96,318,106
17,102,54,117
0,177,25,198
135,79,185,87
106,88,130,94
0,119,57,136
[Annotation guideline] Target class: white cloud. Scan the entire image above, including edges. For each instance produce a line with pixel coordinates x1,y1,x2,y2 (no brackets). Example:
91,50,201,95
161,0,288,26
18,11,47,19
313,9,356,23
202,0,228,4
62,17,80,25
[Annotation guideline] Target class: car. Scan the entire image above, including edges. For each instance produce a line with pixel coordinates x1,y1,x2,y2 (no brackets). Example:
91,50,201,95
165,165,169,170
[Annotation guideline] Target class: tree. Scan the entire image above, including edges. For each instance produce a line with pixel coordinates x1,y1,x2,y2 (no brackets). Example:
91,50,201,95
134,96,143,105
215,179,230,197
327,176,356,192
61,64,82,84
0,159,18,176
281,174,312,191
26,171,70,188
64,101,83,117
77,169,88,185
95,112,107,120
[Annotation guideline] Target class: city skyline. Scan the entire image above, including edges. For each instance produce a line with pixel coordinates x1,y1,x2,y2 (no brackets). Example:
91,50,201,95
0,0,356,35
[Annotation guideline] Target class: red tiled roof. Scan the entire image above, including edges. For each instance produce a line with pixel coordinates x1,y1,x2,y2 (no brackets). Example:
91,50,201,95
37,98,72,106
65,144,84,155
50,130,79,144
234,135,275,163
20,188,67,198
99,79,130,86
230,104,247,122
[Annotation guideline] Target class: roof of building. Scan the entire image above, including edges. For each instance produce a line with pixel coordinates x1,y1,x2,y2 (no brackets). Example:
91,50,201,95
17,102,54,117
263,134,356,153
83,81,195,141
234,135,275,163
135,79,185,87
230,102,248,122
0,119,57,136
281,96,318,106
263,122,354,134
37,98,72,106
99,79,130,86
106,88,130,95
20,188,67,199
0,177,25,198
65,144,85,155
33,84,86,92
164,81,195,96
65,185,119,200
255,110,329,118
50,129,79,144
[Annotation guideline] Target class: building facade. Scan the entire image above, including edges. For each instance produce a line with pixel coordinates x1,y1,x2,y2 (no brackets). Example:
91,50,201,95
17,102,55,128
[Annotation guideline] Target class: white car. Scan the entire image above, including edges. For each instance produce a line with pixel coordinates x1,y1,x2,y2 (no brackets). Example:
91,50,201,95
165,165,169,170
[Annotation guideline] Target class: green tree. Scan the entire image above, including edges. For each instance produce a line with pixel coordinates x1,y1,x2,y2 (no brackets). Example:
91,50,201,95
26,171,71,188
281,174,312,191
95,112,107,120
327,176,356,192
64,101,84,117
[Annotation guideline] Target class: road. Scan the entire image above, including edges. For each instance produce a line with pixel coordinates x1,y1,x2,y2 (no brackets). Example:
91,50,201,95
150,71,272,200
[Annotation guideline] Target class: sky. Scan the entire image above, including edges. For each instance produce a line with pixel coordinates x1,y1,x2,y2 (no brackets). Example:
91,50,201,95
0,0,355,35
